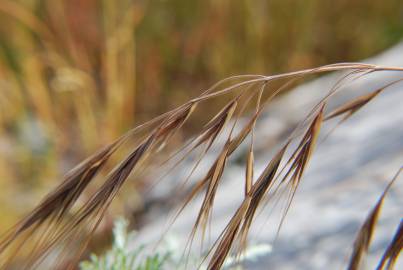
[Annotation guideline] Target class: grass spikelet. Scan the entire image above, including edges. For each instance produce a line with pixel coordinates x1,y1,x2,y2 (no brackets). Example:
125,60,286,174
165,106,263,247
376,220,403,270
206,197,252,270
20,135,156,268
263,104,326,240
238,146,287,252
347,168,401,270
0,141,121,262
325,78,403,122
194,99,238,150
192,143,231,246
0,104,198,268
244,86,263,196
155,103,197,150
205,146,286,270
245,150,254,196
324,89,383,121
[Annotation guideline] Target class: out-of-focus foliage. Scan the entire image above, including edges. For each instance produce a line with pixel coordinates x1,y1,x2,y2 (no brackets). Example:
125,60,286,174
0,0,402,257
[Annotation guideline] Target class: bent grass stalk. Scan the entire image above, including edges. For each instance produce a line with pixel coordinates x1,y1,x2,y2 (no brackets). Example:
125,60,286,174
0,63,402,269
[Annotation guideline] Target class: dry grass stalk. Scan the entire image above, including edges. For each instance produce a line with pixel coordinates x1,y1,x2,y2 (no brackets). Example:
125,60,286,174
0,63,403,268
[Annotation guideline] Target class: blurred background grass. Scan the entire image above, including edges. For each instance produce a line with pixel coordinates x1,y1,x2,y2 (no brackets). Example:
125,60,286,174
0,0,402,252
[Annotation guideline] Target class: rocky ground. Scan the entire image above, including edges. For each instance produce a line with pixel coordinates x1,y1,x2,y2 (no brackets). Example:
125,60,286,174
133,43,403,269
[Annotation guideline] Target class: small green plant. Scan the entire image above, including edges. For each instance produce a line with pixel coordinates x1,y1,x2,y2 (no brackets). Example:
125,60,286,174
79,217,273,270
80,218,171,270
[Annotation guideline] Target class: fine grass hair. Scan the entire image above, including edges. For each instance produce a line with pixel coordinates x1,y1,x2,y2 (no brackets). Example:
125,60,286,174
0,63,402,269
